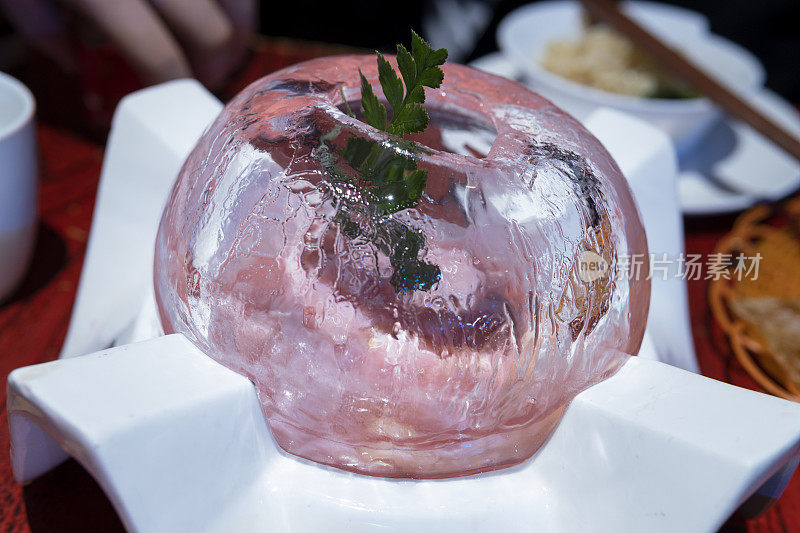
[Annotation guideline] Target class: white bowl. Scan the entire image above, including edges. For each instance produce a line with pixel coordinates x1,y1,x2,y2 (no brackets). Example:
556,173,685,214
0,71,36,301
497,1,766,155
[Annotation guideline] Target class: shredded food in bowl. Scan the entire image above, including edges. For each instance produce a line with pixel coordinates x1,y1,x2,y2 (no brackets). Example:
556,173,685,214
540,24,697,99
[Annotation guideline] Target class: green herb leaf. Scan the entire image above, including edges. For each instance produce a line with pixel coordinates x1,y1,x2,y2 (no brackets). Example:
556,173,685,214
406,169,427,200
418,65,444,89
359,69,386,131
405,85,425,106
410,31,448,70
339,137,425,215
426,48,448,69
396,44,415,92
385,221,441,292
377,52,403,116
388,103,428,136
354,32,447,139
410,30,431,75
386,31,448,136
328,32,448,293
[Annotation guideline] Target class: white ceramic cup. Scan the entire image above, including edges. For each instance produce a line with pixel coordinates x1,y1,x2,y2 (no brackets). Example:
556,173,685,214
0,71,36,301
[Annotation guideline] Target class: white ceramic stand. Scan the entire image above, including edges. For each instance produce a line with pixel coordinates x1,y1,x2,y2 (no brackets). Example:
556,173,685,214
586,110,698,372
58,80,222,359
8,79,795,532
9,334,800,532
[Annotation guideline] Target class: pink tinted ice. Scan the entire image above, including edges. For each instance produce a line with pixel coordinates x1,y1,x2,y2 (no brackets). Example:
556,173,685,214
154,56,649,478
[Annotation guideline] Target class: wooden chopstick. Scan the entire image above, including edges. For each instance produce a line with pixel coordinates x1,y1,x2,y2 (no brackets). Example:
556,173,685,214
578,0,800,163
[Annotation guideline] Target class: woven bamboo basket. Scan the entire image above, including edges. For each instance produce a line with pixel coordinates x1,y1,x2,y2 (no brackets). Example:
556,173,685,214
709,198,800,402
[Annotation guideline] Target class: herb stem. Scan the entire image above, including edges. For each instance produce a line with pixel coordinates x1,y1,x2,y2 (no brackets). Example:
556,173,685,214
339,84,355,118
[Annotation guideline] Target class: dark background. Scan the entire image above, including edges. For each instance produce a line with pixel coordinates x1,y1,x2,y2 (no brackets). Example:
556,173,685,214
0,1,797,100
261,0,800,102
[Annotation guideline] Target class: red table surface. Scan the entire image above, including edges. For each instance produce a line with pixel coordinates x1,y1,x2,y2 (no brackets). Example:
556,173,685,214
1,39,799,532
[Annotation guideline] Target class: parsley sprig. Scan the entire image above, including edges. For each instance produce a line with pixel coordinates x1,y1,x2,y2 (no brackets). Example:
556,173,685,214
321,32,447,293
358,30,448,137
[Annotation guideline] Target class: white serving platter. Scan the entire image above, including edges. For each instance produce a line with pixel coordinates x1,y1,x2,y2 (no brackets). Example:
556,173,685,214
9,334,800,532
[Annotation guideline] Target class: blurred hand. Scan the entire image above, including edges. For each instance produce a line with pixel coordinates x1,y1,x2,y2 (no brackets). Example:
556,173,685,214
0,0,256,88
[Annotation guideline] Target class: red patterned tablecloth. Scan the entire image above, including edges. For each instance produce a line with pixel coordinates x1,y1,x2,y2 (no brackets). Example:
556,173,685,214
1,38,798,532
